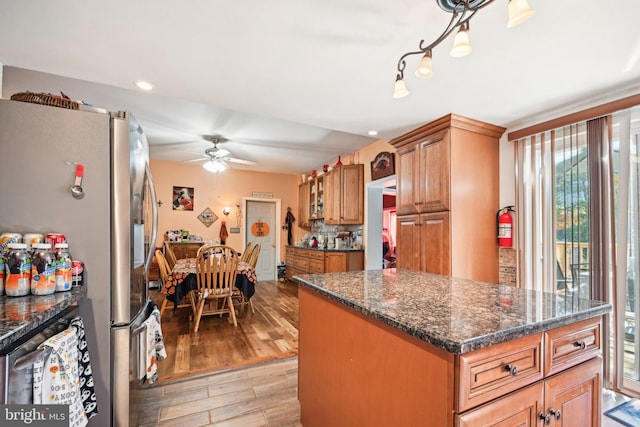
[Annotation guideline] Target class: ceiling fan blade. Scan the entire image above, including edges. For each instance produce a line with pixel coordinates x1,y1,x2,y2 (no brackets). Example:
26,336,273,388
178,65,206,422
183,157,207,163
225,157,257,165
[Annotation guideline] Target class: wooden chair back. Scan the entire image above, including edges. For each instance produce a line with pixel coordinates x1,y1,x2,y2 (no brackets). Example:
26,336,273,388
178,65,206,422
240,242,254,263
155,249,171,282
196,245,239,296
164,241,177,269
247,243,261,268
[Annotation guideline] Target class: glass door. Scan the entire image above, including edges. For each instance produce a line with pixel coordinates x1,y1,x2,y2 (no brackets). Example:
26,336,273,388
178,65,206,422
612,108,640,394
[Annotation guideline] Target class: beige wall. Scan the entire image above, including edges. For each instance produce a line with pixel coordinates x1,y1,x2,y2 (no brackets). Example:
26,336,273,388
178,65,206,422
150,159,299,261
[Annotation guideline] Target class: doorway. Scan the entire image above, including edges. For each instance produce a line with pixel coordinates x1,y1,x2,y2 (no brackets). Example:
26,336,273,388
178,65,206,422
244,197,280,281
365,177,396,270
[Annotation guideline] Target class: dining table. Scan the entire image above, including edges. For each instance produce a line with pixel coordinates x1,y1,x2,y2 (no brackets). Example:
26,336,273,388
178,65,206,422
161,258,258,310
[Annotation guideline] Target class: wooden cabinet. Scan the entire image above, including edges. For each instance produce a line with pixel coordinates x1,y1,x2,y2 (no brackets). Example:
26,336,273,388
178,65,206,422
298,181,310,228
397,212,451,275
391,114,505,282
324,164,364,225
285,247,364,280
167,241,203,259
309,175,324,221
456,317,602,427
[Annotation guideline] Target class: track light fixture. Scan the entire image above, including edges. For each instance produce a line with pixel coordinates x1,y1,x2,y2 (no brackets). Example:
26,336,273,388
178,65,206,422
393,0,535,99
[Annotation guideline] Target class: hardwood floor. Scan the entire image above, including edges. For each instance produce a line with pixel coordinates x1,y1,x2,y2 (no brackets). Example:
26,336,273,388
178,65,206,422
150,279,299,382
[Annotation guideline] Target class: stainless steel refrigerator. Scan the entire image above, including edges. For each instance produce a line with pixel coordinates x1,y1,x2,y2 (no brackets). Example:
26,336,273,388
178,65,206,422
0,98,158,427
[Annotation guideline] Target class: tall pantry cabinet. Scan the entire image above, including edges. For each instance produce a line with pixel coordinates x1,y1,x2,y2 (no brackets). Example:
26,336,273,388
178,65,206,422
390,114,505,283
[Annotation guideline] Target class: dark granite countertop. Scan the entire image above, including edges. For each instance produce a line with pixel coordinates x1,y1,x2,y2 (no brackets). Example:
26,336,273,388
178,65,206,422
0,287,87,351
293,269,612,354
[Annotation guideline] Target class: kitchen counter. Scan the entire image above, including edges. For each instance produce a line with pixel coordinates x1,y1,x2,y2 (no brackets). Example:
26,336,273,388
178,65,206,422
294,269,612,426
0,287,87,350
290,245,363,252
294,269,610,354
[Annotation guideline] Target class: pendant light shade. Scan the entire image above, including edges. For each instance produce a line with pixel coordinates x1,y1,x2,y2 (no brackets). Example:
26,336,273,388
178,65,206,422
393,75,409,99
415,51,434,79
450,23,472,58
203,158,229,173
507,0,535,28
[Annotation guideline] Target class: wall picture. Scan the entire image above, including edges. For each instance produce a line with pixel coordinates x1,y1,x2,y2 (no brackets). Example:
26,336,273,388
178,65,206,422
371,151,395,181
172,186,194,211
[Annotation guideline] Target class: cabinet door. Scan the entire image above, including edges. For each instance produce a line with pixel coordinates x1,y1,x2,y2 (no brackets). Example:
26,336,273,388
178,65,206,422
340,164,363,224
422,211,450,276
169,243,186,259
396,215,422,271
325,252,347,273
185,244,201,258
298,182,310,227
324,170,341,225
457,381,543,427
396,144,420,215
543,357,601,427
420,131,450,212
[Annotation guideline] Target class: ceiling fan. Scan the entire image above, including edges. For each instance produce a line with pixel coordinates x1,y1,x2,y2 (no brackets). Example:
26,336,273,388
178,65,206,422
183,135,257,172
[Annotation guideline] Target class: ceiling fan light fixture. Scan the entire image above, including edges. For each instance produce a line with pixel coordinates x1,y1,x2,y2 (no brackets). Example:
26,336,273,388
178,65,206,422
203,158,229,173
450,23,472,58
507,0,535,28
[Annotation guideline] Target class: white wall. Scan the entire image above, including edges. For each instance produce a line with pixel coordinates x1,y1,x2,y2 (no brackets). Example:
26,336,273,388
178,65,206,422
499,134,516,209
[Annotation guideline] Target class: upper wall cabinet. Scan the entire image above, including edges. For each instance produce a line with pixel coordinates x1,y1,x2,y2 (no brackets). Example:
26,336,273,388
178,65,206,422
324,164,364,225
298,181,310,228
391,114,505,283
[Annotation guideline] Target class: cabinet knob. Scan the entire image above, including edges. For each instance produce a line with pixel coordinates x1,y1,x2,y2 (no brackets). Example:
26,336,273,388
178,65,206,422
549,408,561,420
573,340,587,350
504,364,518,376
538,412,551,425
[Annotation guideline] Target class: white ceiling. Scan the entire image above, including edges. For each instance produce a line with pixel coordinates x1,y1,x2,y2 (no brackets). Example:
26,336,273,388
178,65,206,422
1,0,639,174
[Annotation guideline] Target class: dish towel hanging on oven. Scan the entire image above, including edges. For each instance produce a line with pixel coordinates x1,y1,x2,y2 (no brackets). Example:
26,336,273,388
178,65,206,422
138,304,167,384
33,327,88,427
69,316,99,421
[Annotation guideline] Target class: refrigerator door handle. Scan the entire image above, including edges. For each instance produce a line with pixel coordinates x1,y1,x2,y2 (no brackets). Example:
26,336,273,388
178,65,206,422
145,163,158,274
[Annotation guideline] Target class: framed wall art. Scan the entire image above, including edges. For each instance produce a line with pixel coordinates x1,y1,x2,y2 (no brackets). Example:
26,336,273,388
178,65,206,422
370,151,395,181
172,186,194,211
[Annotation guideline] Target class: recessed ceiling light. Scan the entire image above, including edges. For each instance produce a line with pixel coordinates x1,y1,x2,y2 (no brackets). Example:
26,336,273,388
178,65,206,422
134,80,154,91
368,130,378,137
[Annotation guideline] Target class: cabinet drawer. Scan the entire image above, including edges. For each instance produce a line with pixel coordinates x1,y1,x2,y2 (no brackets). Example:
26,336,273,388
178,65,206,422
308,259,324,274
293,257,309,271
307,251,325,261
457,333,543,412
544,317,601,377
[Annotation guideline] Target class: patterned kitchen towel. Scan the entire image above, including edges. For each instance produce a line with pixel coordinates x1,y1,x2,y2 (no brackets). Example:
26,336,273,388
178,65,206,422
33,327,87,427
142,305,167,384
69,316,99,420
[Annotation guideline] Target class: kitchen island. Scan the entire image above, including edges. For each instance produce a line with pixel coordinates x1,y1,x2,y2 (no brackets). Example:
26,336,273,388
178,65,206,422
293,269,611,427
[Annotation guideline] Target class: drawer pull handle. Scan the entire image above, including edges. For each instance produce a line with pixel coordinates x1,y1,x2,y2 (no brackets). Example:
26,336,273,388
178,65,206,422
539,412,551,425
550,408,562,420
574,340,587,350
504,364,519,376
414,201,424,205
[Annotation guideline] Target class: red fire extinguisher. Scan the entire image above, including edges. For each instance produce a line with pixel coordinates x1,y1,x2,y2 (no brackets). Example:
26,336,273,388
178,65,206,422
497,206,515,247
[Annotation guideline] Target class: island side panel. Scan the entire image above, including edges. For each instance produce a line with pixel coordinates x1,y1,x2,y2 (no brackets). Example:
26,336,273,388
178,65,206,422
298,286,456,427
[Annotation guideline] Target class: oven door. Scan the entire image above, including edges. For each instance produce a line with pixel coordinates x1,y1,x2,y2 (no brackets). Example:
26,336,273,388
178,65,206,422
0,306,79,404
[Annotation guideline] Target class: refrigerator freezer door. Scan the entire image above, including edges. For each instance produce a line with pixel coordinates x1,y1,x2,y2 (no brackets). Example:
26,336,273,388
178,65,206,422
111,113,154,325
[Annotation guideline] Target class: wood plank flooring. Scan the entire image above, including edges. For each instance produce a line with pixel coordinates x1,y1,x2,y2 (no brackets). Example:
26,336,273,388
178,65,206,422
150,280,298,382
130,357,301,427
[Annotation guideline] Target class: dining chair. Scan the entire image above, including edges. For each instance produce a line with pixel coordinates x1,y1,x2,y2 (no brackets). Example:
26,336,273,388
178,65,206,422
164,241,178,270
157,249,193,316
234,243,260,314
193,245,239,332
240,241,254,263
